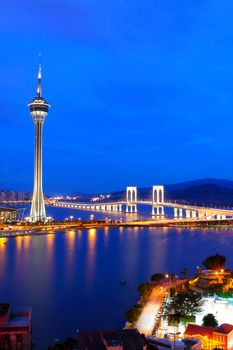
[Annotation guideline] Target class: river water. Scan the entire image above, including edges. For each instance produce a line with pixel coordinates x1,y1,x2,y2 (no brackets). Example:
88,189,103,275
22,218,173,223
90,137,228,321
1,206,233,349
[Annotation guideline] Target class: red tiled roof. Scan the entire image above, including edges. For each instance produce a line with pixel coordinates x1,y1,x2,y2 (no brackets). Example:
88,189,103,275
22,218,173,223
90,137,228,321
216,324,233,334
184,324,213,337
185,323,233,338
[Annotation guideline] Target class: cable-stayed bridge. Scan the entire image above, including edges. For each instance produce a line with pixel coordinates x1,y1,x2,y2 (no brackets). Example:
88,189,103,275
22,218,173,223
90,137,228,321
48,186,233,220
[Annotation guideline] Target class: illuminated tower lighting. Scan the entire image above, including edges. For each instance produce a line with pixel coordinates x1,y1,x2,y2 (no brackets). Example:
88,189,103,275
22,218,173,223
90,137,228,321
28,62,50,222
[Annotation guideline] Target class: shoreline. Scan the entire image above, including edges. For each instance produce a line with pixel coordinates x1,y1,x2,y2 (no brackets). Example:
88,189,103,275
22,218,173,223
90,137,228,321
1,218,233,238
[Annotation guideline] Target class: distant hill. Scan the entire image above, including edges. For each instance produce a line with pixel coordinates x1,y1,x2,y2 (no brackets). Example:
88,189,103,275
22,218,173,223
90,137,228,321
70,178,233,207
166,178,233,191
166,183,233,207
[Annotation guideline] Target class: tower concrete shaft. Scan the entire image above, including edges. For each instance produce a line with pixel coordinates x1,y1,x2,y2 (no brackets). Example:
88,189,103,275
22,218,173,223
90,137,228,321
28,64,50,222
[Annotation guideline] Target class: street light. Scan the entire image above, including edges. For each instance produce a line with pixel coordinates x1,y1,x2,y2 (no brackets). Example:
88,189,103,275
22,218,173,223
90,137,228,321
169,332,181,350
165,273,172,283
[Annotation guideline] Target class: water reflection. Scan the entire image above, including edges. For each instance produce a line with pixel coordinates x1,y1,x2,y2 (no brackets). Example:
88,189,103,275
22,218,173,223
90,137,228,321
86,229,97,285
104,227,109,248
16,235,23,251
46,234,55,279
0,238,8,279
65,230,77,284
15,236,32,273
23,235,31,250
162,227,169,234
1,226,233,350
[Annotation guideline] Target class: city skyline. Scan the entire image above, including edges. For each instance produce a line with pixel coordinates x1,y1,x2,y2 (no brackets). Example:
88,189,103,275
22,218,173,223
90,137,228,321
1,1,233,194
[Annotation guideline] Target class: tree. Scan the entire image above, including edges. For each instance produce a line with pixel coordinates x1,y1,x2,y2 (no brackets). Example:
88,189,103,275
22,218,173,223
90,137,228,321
48,338,78,350
150,273,165,282
196,266,203,276
137,283,153,301
163,291,203,326
181,268,189,277
202,313,218,328
125,304,142,324
202,254,226,270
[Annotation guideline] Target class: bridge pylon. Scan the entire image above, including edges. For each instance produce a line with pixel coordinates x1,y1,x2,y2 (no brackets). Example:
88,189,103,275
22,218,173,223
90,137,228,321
152,185,165,216
126,186,137,213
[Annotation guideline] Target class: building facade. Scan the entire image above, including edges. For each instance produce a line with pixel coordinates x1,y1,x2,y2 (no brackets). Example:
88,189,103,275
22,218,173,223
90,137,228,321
0,304,32,350
184,323,233,349
0,208,17,223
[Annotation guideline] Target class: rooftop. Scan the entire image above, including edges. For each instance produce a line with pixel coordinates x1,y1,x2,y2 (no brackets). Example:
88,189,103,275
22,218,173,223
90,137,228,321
0,304,31,329
185,323,233,337
0,207,17,213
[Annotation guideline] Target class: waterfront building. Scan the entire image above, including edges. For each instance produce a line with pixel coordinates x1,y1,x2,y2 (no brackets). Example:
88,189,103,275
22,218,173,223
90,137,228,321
0,304,32,350
0,208,17,222
184,323,233,350
28,63,50,222
191,269,232,293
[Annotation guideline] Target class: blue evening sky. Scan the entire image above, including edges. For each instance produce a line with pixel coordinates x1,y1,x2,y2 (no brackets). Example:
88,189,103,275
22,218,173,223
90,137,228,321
1,0,233,194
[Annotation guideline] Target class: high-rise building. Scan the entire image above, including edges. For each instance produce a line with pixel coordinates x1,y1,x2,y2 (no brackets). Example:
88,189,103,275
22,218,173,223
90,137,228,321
28,64,50,222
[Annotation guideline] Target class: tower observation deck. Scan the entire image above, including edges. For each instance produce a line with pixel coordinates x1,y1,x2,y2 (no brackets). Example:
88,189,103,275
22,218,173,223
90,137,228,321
28,64,50,222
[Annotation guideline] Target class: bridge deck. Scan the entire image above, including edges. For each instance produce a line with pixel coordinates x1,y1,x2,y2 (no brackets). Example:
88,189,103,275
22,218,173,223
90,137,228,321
48,200,233,215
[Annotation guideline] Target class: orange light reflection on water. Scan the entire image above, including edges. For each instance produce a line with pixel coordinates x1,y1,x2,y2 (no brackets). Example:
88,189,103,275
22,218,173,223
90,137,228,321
104,227,109,248
0,238,8,279
86,229,97,285
67,229,76,247
46,233,55,257
66,229,76,281
16,235,23,251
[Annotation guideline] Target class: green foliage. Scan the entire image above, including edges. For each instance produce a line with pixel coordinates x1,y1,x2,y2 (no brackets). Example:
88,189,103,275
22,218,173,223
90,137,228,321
181,268,189,277
202,254,226,270
125,303,142,324
150,273,165,282
163,291,203,326
208,283,224,294
125,281,155,324
169,288,176,297
202,313,218,327
217,291,233,298
137,283,153,301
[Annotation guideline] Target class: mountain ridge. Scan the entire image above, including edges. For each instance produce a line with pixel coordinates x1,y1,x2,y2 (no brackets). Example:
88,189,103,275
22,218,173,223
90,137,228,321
70,178,233,206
